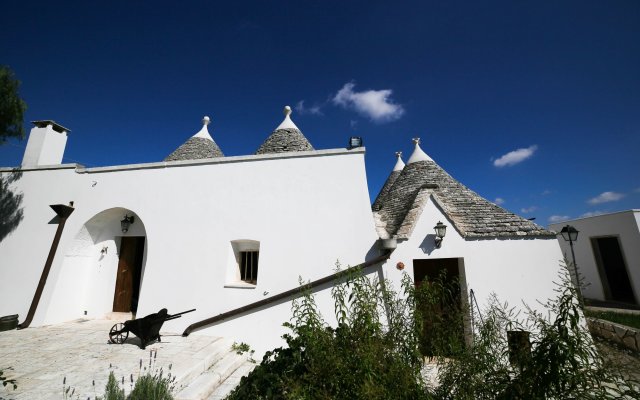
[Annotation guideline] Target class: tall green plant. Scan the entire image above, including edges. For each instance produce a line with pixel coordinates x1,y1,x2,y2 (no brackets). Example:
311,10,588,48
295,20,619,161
228,261,639,399
436,263,640,399
413,271,467,358
226,266,432,399
103,371,125,400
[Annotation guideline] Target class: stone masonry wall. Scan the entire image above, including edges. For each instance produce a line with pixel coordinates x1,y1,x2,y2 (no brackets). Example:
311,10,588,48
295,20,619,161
587,317,640,353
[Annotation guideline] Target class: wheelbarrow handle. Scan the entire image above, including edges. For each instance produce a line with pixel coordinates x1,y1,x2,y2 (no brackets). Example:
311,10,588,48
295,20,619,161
170,308,196,317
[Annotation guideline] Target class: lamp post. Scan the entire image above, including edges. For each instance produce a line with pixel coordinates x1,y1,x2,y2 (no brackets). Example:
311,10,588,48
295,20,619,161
559,225,582,305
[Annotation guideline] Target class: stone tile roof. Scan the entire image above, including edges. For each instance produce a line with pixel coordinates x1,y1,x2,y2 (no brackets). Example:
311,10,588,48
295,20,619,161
164,137,224,161
375,160,555,239
255,128,314,155
372,170,401,212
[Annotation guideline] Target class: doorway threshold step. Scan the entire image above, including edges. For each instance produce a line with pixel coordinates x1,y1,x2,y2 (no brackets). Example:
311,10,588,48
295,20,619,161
106,312,133,321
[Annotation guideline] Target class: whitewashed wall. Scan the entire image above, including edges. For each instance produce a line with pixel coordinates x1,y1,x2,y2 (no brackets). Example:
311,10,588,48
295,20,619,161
43,208,147,324
0,149,378,356
0,149,566,357
550,211,640,303
383,196,565,320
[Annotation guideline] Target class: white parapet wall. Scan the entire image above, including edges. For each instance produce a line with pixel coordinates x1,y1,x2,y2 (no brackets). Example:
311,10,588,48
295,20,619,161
550,210,640,304
0,148,379,355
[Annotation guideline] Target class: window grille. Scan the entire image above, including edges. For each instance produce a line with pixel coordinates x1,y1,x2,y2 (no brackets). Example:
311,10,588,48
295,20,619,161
240,251,259,284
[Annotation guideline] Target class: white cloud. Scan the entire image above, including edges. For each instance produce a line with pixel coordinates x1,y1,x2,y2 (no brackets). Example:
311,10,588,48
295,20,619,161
580,210,606,218
494,197,505,205
295,100,323,116
332,82,405,122
587,191,624,205
634,187,640,193
549,215,570,223
521,206,538,214
493,145,538,167
542,189,552,196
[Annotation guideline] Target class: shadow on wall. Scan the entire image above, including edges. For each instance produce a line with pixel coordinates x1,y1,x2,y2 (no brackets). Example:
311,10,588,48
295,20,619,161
0,169,24,243
419,234,438,255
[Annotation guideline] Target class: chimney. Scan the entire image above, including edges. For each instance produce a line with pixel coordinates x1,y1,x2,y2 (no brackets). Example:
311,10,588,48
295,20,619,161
21,120,71,167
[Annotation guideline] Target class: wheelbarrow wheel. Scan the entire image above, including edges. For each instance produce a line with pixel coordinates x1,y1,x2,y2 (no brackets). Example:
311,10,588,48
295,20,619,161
109,323,128,344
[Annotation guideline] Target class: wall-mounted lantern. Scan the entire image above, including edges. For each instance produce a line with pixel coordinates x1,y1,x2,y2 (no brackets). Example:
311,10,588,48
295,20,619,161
434,221,447,248
121,215,135,233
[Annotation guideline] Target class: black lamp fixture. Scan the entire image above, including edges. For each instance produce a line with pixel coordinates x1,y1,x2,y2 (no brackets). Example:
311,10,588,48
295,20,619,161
558,224,582,304
559,225,579,242
434,221,447,248
121,215,135,233
348,136,363,149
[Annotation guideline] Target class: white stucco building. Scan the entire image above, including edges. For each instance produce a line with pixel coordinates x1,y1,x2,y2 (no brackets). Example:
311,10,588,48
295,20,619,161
550,211,640,306
0,107,565,355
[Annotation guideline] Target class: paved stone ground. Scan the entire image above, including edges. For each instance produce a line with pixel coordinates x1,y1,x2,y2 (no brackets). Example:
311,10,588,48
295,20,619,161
0,319,223,400
595,336,640,382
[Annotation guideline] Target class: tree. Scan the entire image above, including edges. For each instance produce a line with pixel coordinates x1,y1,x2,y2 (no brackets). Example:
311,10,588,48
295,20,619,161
0,65,27,143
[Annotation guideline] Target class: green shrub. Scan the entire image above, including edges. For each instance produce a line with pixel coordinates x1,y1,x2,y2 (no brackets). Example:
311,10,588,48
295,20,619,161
100,350,176,400
227,261,640,399
128,372,173,400
226,265,431,399
413,271,467,358
103,371,125,400
435,264,640,399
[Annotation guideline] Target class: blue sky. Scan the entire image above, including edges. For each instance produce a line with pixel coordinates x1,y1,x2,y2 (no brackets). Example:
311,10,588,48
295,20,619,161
1,0,638,226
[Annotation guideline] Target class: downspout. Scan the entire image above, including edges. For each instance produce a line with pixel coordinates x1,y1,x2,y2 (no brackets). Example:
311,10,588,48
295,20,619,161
183,250,393,336
18,203,75,329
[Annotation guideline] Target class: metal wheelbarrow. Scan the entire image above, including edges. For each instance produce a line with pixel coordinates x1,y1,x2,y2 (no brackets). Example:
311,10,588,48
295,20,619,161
109,308,195,349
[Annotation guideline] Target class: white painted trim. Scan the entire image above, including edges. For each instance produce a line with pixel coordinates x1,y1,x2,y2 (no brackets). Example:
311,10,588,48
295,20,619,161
224,283,257,289
548,209,640,225
0,163,80,172
78,148,365,174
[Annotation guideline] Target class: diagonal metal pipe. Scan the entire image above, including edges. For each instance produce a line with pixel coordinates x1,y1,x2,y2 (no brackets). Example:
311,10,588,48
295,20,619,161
183,250,392,336
18,203,74,329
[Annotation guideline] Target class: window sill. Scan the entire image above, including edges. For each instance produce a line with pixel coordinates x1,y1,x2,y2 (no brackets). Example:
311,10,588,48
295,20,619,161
224,282,257,289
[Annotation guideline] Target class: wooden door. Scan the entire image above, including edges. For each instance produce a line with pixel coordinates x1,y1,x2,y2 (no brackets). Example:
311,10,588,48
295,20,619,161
413,258,464,356
113,237,144,312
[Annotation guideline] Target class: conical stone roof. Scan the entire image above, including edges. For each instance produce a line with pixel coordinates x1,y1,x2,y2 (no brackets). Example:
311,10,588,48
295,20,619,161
372,152,405,212
376,139,554,239
165,116,224,161
256,106,314,155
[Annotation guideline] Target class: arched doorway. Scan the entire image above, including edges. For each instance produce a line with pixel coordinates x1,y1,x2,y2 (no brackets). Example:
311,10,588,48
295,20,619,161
43,207,147,324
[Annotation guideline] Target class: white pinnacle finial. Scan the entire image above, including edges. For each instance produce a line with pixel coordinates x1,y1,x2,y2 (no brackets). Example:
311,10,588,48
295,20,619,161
193,115,214,141
393,151,405,171
407,137,433,164
276,105,300,130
